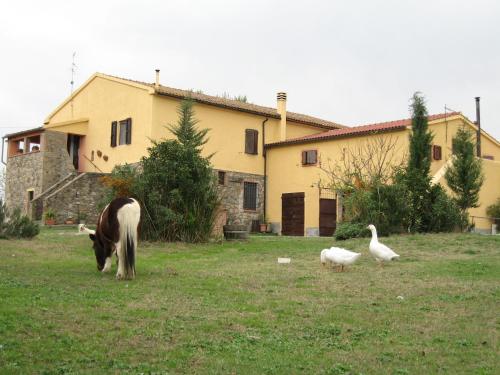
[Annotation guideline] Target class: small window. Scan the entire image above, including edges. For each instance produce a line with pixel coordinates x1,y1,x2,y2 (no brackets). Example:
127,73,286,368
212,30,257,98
483,155,494,160
245,129,258,155
119,120,128,145
28,190,34,201
432,145,442,160
243,182,258,210
301,150,317,165
218,171,226,185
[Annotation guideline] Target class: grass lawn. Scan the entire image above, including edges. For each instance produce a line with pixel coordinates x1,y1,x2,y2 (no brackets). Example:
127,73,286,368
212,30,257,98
0,228,499,374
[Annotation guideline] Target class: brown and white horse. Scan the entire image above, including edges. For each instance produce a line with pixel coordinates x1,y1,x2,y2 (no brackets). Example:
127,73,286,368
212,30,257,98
81,197,140,280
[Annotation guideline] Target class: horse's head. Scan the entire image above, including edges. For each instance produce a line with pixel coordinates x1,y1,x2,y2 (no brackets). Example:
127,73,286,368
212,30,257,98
89,233,107,271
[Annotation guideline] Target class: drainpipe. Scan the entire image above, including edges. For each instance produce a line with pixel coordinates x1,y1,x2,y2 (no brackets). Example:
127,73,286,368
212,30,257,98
262,118,268,222
475,97,481,157
1,136,6,165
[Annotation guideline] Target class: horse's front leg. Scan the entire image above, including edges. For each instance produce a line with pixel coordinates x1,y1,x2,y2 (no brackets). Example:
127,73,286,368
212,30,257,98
115,241,125,280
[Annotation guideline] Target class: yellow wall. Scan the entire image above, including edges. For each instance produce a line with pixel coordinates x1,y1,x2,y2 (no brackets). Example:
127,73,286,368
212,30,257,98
266,131,409,235
152,95,270,175
45,75,153,172
467,159,500,230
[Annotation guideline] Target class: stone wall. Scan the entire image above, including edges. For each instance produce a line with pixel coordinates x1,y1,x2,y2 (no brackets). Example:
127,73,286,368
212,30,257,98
215,169,264,229
5,151,44,213
42,131,75,191
5,130,75,216
43,173,108,224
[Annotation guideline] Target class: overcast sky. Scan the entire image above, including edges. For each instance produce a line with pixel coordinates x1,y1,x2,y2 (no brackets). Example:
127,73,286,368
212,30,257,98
1,0,499,147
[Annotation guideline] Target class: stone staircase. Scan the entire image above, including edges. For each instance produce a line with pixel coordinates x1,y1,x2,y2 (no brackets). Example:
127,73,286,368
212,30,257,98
31,172,108,224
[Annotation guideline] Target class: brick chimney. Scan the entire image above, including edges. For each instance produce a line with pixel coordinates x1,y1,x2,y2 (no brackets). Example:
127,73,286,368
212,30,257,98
155,69,160,89
277,92,287,141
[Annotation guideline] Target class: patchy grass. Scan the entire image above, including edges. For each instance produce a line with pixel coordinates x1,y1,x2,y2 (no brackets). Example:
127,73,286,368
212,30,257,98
0,229,499,374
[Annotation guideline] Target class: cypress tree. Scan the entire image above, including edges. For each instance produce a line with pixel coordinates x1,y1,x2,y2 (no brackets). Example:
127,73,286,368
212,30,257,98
445,126,484,213
405,92,433,232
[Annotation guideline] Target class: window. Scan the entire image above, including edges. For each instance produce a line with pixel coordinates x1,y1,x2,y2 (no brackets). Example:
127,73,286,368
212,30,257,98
483,155,494,160
28,190,34,201
432,145,442,160
218,171,226,185
245,129,258,155
111,118,132,147
301,150,317,165
243,182,258,210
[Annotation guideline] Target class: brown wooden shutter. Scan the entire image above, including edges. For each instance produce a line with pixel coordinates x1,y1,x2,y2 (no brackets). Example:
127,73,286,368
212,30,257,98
433,145,442,160
245,129,258,154
253,130,258,154
302,151,306,165
126,118,132,145
310,150,317,164
111,121,117,147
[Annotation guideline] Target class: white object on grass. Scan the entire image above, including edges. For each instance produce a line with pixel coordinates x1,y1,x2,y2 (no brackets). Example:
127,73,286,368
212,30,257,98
321,247,361,272
78,224,95,235
278,258,291,264
367,224,400,265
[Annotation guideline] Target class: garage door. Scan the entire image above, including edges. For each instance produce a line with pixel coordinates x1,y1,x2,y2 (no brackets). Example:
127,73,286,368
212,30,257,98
282,192,304,236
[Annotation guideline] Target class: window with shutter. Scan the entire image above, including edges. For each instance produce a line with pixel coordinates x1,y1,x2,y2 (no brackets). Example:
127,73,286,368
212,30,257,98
243,182,258,210
111,121,117,147
432,145,442,160
245,129,258,154
302,150,317,165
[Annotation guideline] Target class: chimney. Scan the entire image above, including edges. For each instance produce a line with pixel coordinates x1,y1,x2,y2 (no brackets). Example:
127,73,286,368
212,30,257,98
475,97,481,157
155,69,160,89
277,92,287,141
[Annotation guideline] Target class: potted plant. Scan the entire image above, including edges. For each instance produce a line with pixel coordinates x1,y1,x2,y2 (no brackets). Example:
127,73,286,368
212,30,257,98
44,209,56,225
259,215,268,233
65,217,75,225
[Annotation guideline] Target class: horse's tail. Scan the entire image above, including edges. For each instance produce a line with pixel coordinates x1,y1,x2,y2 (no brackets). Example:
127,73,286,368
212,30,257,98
117,199,141,279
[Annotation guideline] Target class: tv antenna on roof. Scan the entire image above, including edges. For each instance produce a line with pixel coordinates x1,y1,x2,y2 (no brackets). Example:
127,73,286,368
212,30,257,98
70,52,77,94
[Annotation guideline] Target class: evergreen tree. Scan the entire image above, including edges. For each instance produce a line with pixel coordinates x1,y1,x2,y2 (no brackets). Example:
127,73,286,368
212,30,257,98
405,92,433,232
445,126,484,213
168,99,209,152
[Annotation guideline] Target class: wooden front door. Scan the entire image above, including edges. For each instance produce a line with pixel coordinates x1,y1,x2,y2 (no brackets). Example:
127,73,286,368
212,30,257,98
319,198,337,236
282,192,304,236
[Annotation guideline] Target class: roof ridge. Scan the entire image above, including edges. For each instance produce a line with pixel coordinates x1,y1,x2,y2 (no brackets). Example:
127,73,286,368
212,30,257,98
98,73,344,130
266,111,464,148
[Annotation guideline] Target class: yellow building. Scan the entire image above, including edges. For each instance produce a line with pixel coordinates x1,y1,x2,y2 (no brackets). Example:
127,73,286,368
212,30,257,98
266,113,500,234
3,71,499,233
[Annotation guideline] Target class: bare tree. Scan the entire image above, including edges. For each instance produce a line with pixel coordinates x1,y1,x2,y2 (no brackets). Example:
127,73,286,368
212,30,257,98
319,135,406,192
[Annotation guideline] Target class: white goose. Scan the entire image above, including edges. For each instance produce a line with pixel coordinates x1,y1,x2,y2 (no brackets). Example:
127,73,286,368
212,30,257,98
367,224,400,265
320,247,361,272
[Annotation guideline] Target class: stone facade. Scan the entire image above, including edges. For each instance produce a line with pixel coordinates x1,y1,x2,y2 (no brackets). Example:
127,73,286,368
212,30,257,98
5,131,74,215
43,173,108,224
215,169,264,229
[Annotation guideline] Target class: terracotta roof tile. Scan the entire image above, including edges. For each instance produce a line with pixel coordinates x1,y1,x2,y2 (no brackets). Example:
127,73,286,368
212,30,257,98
266,112,461,148
103,74,344,130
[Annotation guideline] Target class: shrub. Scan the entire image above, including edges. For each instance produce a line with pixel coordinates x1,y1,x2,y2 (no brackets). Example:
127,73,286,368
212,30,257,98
342,182,409,236
335,222,370,241
486,198,500,225
0,201,39,239
426,184,465,232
